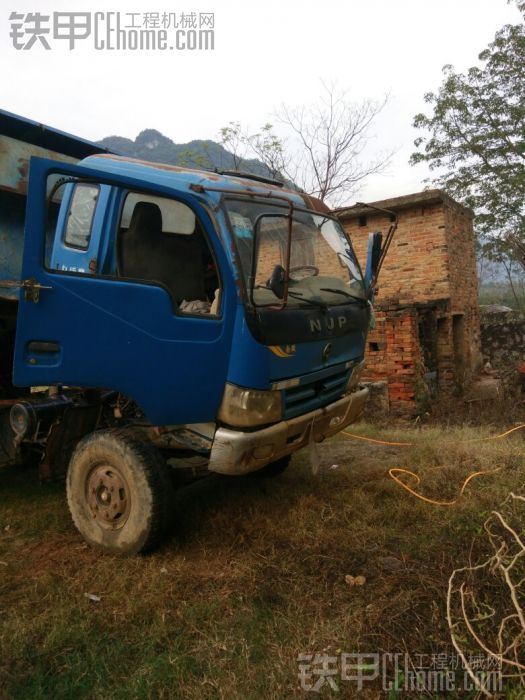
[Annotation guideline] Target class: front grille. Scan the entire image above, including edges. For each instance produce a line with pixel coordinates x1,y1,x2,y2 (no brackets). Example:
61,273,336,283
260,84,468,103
283,365,350,419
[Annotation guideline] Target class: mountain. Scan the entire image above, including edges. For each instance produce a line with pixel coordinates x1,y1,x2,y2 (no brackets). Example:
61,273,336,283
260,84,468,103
97,128,275,178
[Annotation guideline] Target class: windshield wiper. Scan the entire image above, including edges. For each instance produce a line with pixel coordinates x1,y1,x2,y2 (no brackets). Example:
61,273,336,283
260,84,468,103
319,288,367,305
254,285,328,310
287,291,328,310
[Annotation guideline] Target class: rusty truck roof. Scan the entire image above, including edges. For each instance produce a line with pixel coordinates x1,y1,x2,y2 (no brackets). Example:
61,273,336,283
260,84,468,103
80,153,330,213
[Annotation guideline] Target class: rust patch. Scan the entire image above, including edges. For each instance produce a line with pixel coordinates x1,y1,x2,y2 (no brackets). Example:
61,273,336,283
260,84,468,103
300,192,330,214
91,154,305,199
93,153,223,180
16,158,28,193
0,134,77,197
0,398,21,408
17,158,28,178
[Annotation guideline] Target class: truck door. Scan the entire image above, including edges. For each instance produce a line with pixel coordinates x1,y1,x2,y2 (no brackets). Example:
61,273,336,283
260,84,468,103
13,157,236,425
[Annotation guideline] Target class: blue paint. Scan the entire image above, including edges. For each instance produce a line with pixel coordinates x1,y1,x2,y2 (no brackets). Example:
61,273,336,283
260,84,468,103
364,232,377,290
226,304,364,389
49,184,114,274
13,158,237,424
282,364,351,418
12,154,369,426
0,109,111,298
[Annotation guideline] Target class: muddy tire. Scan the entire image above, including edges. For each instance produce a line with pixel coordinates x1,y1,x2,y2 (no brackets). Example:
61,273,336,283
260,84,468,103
255,455,291,478
66,429,173,555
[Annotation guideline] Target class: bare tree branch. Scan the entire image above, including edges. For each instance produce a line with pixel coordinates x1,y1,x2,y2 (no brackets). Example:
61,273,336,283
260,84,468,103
218,84,393,207
447,491,525,696
276,83,393,206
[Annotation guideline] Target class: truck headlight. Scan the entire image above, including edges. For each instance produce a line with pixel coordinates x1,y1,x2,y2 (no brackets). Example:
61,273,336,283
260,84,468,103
218,383,283,427
346,360,366,392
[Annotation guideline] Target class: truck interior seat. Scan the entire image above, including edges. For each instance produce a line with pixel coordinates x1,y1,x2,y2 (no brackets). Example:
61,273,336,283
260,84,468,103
119,201,206,306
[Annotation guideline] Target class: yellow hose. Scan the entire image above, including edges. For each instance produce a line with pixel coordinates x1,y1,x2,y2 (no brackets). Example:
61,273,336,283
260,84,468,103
341,424,524,506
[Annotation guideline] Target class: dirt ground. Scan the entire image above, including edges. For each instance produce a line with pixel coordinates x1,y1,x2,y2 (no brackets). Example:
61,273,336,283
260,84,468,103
0,421,524,699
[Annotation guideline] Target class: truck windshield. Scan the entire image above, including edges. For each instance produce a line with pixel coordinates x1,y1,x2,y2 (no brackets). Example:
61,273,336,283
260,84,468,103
225,200,366,308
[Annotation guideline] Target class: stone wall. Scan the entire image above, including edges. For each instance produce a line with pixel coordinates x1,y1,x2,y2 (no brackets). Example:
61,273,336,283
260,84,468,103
480,309,525,369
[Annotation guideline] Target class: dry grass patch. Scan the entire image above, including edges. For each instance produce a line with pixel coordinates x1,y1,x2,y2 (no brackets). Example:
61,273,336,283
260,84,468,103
0,420,523,698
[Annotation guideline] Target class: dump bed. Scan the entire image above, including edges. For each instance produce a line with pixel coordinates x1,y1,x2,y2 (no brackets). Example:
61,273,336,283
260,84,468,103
0,110,110,298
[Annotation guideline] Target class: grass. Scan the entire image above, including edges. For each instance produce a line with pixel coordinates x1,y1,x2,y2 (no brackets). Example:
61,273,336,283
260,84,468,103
479,282,525,311
0,420,524,698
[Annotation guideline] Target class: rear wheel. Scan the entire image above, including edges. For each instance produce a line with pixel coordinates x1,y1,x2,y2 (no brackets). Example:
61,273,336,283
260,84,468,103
66,430,172,554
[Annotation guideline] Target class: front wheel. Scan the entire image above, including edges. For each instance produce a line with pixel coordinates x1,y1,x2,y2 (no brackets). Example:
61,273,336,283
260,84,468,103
66,430,172,555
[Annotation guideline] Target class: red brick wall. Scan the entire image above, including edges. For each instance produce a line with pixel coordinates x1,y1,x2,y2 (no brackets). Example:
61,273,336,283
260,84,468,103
365,307,423,411
443,203,481,375
337,192,481,412
256,224,349,284
342,202,450,305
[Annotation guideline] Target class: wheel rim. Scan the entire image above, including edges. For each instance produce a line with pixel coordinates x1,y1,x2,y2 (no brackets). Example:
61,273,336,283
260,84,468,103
86,463,131,530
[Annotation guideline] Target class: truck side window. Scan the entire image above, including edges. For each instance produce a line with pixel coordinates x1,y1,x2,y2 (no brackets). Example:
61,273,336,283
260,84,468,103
64,184,99,250
117,192,221,316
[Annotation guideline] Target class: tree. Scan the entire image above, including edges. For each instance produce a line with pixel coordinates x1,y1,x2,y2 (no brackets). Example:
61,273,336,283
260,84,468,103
218,122,248,170
410,1,525,263
219,83,392,207
508,233,525,271
245,123,292,182
276,84,391,206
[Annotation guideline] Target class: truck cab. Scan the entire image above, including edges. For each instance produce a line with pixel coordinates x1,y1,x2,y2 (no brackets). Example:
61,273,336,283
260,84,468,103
5,145,377,554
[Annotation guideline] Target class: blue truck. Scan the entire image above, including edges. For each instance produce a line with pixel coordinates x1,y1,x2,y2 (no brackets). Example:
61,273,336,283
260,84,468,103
0,110,383,554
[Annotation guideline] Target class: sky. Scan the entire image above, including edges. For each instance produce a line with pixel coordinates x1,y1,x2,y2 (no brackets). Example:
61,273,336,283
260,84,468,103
1,0,522,206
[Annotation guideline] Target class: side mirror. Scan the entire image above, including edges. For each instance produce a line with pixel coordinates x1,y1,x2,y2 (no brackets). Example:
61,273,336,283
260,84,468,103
251,212,292,307
364,231,383,290
266,264,286,299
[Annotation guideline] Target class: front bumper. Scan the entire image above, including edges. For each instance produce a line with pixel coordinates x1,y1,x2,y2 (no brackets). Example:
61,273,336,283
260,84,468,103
208,386,369,475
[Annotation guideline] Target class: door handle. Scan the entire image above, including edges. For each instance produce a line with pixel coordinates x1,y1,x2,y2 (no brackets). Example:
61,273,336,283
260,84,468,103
27,341,60,354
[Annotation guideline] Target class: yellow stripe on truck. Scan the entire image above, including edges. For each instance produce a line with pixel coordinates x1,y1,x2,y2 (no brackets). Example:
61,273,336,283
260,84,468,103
269,345,295,358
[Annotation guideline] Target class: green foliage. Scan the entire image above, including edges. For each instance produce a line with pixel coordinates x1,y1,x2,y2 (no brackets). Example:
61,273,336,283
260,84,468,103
479,281,525,310
247,123,289,181
218,120,291,184
98,128,273,179
218,121,246,170
410,1,525,261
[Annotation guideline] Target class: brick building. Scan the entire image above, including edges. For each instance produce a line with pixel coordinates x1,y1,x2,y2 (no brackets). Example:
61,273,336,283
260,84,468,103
336,190,481,412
